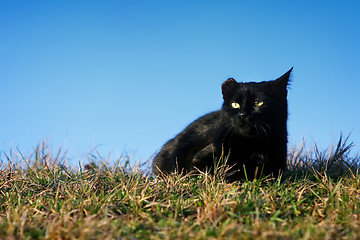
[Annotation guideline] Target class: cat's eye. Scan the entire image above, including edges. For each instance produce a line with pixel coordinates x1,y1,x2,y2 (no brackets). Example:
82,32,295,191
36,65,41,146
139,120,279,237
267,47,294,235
255,100,264,107
231,102,240,109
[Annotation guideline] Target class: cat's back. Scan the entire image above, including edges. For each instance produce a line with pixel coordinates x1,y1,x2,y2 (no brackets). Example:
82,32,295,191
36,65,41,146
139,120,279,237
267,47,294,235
188,110,222,134
163,110,222,145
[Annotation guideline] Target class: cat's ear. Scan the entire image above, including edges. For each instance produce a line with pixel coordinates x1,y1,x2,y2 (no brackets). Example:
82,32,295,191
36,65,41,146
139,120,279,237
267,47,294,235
274,67,293,89
222,78,238,101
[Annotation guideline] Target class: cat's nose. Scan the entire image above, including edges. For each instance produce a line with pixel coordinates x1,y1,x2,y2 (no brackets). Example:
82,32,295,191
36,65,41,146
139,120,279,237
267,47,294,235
239,112,248,118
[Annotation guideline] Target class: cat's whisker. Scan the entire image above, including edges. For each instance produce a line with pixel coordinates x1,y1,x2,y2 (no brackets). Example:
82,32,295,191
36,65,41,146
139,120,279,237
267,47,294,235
254,121,270,141
255,123,264,139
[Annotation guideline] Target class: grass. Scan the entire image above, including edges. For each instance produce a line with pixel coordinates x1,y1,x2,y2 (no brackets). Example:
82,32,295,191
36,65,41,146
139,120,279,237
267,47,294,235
0,136,359,239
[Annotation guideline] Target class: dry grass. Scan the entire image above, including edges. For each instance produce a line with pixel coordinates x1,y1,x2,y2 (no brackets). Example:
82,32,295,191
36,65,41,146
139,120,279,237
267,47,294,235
0,136,359,239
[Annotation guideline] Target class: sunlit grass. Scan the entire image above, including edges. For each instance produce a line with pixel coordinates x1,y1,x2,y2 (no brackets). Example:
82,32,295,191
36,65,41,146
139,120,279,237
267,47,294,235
0,136,359,239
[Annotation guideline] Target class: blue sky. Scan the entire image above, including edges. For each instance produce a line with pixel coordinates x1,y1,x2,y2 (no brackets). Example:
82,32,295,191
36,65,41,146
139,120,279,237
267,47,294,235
1,1,359,165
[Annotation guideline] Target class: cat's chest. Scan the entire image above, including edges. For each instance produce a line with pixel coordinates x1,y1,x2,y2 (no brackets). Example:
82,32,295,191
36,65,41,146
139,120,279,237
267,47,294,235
219,134,267,154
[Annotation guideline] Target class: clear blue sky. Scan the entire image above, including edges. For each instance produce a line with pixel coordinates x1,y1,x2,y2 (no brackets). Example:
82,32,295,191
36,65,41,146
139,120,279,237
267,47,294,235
1,1,359,165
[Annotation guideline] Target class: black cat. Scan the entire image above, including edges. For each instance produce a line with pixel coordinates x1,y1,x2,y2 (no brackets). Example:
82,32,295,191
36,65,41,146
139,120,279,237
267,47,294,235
153,68,292,181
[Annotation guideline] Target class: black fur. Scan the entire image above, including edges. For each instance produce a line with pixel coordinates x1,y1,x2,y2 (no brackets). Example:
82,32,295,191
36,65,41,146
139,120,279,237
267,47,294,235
153,68,292,181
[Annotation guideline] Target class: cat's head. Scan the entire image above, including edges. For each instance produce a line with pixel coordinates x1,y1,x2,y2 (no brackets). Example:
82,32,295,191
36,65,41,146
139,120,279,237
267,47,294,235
221,68,292,138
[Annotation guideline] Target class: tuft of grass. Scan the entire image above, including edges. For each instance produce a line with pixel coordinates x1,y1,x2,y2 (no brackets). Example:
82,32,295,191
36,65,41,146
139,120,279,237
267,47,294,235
287,134,359,180
0,136,359,239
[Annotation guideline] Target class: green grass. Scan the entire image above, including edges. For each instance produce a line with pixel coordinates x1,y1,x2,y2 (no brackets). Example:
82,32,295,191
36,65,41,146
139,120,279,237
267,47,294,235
1,136,359,239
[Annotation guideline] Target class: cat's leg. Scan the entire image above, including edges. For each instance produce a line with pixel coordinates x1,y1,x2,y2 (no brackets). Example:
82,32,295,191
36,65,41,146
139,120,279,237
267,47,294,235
152,111,221,176
152,134,212,176
191,144,217,173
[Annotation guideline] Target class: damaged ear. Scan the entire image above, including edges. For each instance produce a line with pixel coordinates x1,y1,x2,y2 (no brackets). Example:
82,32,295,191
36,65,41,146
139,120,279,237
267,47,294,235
222,78,238,101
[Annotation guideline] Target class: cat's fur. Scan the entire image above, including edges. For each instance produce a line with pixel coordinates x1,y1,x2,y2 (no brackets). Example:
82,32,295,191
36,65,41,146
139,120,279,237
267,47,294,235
153,68,292,181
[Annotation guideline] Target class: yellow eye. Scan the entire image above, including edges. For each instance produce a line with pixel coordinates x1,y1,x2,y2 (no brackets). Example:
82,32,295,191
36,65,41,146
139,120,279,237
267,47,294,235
255,100,264,107
231,102,240,109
